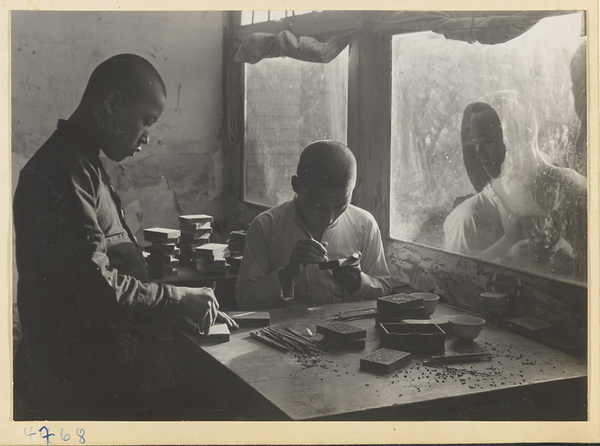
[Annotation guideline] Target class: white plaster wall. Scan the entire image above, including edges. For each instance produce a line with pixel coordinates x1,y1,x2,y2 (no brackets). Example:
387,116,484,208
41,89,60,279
12,11,224,154
12,11,225,221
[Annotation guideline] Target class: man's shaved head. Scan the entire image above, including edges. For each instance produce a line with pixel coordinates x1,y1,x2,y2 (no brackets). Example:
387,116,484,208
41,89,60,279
296,140,357,190
70,54,167,162
81,53,166,104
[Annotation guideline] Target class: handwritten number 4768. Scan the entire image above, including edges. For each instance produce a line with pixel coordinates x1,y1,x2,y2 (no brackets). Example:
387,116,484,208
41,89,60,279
24,426,85,444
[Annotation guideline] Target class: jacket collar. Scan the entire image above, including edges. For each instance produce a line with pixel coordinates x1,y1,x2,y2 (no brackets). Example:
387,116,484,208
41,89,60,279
57,119,101,162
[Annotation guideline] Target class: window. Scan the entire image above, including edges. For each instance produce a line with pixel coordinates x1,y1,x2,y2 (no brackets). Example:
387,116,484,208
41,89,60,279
241,10,315,26
244,48,348,207
390,13,586,282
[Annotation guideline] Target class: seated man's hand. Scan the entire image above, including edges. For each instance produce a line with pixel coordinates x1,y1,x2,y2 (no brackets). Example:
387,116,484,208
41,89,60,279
332,264,362,294
177,286,219,335
281,239,328,280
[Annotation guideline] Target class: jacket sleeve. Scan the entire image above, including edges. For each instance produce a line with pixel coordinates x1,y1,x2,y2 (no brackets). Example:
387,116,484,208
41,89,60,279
15,160,180,320
235,216,286,310
349,213,392,301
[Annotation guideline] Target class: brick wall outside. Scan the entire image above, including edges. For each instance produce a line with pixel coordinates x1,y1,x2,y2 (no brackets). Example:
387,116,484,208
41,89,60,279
245,52,348,206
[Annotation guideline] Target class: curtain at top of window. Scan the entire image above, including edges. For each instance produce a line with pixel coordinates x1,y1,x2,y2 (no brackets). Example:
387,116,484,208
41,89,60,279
375,10,576,44
233,10,578,64
234,29,355,64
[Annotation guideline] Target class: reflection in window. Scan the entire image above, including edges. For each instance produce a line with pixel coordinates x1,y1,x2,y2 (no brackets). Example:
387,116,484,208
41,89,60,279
390,13,586,282
244,48,348,207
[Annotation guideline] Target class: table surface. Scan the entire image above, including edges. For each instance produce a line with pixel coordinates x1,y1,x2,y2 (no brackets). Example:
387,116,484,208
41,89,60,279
181,300,587,421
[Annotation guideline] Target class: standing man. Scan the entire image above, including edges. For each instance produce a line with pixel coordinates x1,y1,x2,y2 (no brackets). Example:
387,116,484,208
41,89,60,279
236,140,391,310
13,54,235,419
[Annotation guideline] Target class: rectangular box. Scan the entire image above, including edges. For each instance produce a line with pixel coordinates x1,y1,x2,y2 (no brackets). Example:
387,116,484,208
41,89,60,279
316,321,366,341
322,337,366,351
180,231,212,242
180,221,212,231
228,311,271,328
360,348,411,374
180,239,211,250
144,244,180,255
226,256,243,267
508,316,555,339
146,254,180,267
375,307,427,324
143,227,181,240
377,294,423,314
400,317,451,332
229,230,247,240
181,227,213,236
179,214,214,224
197,243,230,260
378,323,446,355
179,323,230,344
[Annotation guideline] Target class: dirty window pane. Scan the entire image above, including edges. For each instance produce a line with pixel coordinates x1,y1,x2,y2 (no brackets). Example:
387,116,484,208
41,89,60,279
390,13,587,283
244,48,348,207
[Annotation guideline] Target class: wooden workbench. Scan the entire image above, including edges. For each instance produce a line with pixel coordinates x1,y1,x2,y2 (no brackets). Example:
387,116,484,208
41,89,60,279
176,300,587,421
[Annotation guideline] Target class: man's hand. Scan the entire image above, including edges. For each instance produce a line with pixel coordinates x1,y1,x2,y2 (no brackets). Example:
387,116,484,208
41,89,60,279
332,264,362,293
217,311,239,330
280,239,328,281
278,238,328,301
176,286,219,335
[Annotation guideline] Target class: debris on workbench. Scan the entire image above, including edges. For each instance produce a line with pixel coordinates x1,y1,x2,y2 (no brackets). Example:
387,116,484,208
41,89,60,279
360,348,411,374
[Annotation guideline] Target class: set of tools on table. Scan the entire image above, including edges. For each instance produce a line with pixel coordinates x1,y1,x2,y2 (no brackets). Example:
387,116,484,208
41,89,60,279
240,292,495,375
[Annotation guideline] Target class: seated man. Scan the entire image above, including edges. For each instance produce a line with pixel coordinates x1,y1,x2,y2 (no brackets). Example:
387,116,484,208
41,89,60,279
13,54,236,419
444,97,586,278
236,140,391,310
444,102,507,257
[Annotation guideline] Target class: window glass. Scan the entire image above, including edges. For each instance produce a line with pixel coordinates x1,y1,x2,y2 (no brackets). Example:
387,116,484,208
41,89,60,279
390,13,587,283
244,48,348,207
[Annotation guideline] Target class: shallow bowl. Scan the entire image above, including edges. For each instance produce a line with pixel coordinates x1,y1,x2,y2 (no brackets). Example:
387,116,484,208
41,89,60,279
448,315,486,341
410,292,440,317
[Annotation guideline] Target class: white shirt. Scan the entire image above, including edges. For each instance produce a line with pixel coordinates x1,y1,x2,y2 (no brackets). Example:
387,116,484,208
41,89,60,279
236,199,391,310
